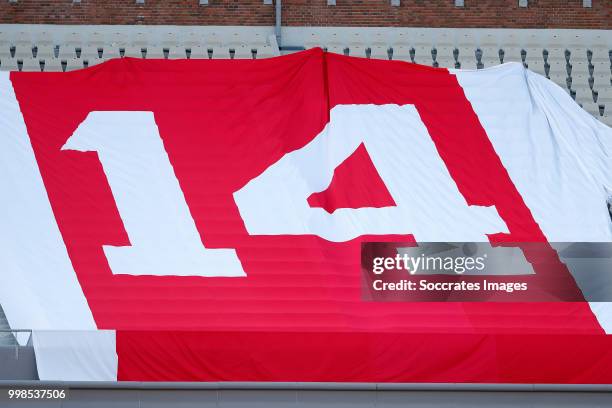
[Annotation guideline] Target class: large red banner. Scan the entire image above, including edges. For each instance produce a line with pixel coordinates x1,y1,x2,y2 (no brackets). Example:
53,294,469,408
6,49,612,382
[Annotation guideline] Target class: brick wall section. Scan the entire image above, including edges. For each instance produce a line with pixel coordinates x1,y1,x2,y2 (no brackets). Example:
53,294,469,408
0,1,609,29
0,1,274,26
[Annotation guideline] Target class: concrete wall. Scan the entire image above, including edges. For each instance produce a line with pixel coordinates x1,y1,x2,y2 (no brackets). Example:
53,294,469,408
0,381,611,407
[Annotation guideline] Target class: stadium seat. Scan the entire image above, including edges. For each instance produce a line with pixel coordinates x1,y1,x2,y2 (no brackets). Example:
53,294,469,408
63,31,82,46
206,33,223,46
58,44,77,60
435,56,457,69
412,44,434,66
393,32,411,47
324,32,342,48
547,60,569,85
211,46,231,59
435,31,454,47
42,58,63,72
589,46,611,64
84,56,102,67
590,31,610,56
570,59,591,78
370,31,387,47
570,49,589,67
80,45,101,61
161,32,179,48
189,45,210,59
501,47,525,65
65,58,84,71
184,32,205,49
168,46,188,59
13,43,33,59
123,46,144,58
20,58,41,72
369,45,390,60
227,31,247,47
102,45,122,59
304,33,323,50
132,32,148,47
233,45,254,59
326,45,346,56
35,32,53,49
35,44,56,59
602,108,612,126
572,86,594,106
523,33,541,50
144,47,165,59
597,87,612,107
434,45,456,68
480,46,502,67
581,101,601,117
0,42,11,60
304,33,323,49
571,71,592,92
414,31,433,48
458,48,479,69
544,46,567,64
592,73,611,91
391,45,412,62
250,33,267,47
479,33,499,56
524,47,545,67
255,45,278,59
0,58,18,71
347,45,367,58
456,32,476,67
87,32,105,46
592,60,611,78
500,31,520,46
85,58,105,68
108,32,128,47
347,32,365,46
527,59,546,76
12,32,32,55
565,33,589,67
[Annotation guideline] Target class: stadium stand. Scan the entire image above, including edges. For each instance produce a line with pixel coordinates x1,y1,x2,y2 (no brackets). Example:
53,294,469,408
0,25,608,125
0,2,611,406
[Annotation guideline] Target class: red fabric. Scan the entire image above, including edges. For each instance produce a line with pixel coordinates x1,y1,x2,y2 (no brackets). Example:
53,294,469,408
10,49,607,383
117,331,612,383
307,143,396,213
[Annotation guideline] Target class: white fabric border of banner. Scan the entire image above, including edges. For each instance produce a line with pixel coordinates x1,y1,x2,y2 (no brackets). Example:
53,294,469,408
453,62,612,333
32,330,118,381
0,72,116,380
